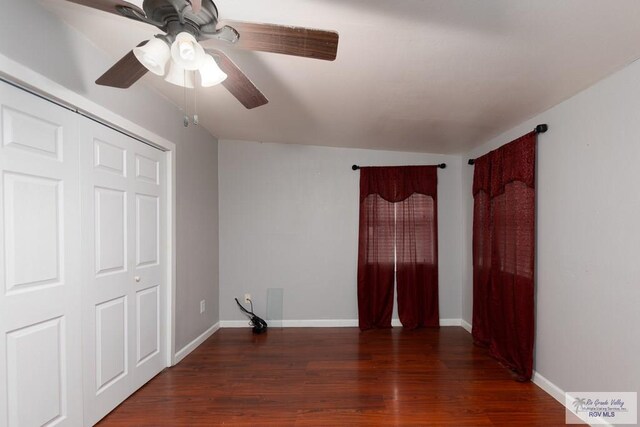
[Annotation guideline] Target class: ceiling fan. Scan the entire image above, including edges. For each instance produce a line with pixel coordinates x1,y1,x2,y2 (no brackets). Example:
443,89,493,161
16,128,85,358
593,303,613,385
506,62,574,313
62,0,340,109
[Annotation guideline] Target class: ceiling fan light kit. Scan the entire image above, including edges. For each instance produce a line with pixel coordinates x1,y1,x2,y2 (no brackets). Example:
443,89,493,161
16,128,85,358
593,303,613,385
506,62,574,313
133,37,171,76
170,31,206,71
66,0,339,111
199,54,228,87
134,31,226,89
164,60,195,88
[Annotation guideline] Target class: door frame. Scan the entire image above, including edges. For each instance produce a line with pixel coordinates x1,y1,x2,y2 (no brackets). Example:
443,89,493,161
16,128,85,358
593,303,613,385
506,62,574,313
0,53,178,367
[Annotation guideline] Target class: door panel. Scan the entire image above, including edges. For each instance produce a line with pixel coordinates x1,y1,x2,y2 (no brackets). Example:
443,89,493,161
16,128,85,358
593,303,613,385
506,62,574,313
2,105,63,160
80,118,166,425
95,296,128,392
4,172,61,292
136,194,159,267
129,140,166,391
6,317,66,426
0,82,82,426
94,139,126,176
135,154,158,184
95,187,127,276
136,285,160,364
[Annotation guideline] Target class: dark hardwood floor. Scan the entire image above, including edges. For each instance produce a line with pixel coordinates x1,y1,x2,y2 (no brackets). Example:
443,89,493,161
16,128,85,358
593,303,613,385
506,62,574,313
99,327,568,426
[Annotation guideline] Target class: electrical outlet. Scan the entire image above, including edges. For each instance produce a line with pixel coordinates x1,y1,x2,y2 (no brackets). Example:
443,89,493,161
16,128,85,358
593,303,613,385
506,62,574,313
244,293,251,303
200,300,205,314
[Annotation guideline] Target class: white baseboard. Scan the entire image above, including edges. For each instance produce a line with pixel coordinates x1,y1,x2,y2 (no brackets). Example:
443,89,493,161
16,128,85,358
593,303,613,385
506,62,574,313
281,319,359,327
220,320,259,328
532,370,565,405
220,319,359,328
391,318,462,327
439,318,462,327
174,322,220,363
461,319,472,333
220,318,463,328
532,371,614,426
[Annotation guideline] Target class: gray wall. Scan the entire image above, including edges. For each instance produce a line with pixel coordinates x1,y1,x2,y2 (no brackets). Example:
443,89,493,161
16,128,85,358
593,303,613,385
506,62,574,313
175,137,219,350
0,0,220,354
218,140,463,322
461,59,640,394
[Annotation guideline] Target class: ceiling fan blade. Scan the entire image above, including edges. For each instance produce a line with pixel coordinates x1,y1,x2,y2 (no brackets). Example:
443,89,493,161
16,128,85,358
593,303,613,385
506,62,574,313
190,0,202,14
96,41,148,88
62,0,145,18
220,21,339,61
207,49,268,109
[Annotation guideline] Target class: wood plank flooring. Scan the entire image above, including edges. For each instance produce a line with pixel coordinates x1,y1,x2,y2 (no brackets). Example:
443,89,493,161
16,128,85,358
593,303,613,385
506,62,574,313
99,327,569,426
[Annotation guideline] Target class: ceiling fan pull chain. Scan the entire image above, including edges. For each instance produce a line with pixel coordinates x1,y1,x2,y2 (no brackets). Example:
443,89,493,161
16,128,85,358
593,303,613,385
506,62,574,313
183,70,189,127
193,82,199,125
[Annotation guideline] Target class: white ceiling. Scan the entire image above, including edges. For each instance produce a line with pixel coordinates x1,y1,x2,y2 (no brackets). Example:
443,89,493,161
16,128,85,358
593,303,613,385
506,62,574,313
42,0,640,153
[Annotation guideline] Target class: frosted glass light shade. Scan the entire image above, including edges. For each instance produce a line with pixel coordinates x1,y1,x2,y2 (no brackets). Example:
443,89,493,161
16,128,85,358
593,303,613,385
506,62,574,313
199,55,227,87
133,38,170,76
164,62,194,88
170,32,205,71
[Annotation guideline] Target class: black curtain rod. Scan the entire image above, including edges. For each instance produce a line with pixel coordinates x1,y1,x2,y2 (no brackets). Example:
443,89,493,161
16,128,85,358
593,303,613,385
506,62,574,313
352,163,446,171
467,124,548,165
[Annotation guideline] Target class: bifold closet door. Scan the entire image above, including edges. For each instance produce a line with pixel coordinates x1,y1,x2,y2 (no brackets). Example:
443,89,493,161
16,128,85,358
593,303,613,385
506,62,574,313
0,83,83,425
79,118,166,425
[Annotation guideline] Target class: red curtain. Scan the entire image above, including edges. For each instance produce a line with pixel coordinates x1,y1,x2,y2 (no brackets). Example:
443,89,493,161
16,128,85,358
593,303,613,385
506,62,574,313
357,166,439,330
472,132,536,381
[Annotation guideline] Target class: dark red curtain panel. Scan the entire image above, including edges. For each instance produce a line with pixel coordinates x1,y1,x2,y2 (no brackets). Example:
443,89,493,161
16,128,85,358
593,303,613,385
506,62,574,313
472,155,492,347
472,131,536,381
357,166,439,330
396,193,439,328
357,193,395,329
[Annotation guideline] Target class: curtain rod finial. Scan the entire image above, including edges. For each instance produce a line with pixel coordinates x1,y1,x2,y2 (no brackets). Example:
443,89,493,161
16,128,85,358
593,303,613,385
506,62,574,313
468,159,475,165
535,124,548,133
438,163,446,169
352,165,360,170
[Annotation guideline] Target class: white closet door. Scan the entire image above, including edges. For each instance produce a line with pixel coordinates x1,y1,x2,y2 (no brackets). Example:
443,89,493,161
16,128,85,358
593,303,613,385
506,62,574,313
79,118,166,426
0,83,83,425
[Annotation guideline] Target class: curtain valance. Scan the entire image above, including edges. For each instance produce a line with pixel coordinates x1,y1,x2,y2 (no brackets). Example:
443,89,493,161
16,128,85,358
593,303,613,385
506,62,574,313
472,131,536,198
360,166,438,203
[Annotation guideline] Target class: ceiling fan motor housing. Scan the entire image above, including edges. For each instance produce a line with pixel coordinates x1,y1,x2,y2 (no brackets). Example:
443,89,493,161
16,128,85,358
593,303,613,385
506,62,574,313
117,0,219,39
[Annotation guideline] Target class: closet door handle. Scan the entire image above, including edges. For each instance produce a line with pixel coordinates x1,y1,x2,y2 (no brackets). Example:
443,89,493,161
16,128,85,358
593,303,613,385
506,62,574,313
134,276,141,283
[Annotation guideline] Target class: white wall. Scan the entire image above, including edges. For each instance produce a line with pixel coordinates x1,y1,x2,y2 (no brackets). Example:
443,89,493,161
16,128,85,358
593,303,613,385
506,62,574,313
461,59,640,395
219,140,463,323
0,0,219,354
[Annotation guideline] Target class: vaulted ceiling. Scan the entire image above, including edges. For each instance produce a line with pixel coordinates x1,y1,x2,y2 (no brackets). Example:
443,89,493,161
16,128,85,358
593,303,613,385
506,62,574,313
43,0,640,153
